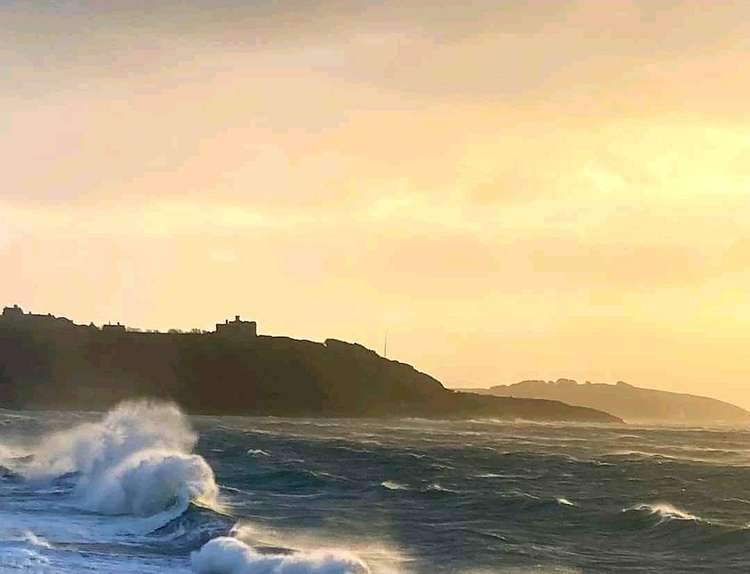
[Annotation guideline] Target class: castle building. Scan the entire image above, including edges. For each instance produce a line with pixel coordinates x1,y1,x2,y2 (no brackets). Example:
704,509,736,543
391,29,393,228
2,305,23,319
102,322,126,333
215,315,257,337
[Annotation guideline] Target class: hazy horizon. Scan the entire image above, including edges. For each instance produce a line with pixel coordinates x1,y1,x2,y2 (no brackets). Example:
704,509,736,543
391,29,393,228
3,1,750,408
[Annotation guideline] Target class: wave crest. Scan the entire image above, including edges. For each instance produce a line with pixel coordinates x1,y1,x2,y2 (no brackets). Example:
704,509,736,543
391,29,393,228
23,400,219,517
81,449,218,516
627,503,703,523
380,481,408,491
190,536,370,574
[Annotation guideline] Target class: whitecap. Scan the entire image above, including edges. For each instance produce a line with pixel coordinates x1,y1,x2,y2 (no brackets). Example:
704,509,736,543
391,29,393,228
247,449,271,457
21,530,53,549
0,546,51,570
190,536,369,574
16,400,220,521
425,483,459,494
627,502,704,523
380,481,408,491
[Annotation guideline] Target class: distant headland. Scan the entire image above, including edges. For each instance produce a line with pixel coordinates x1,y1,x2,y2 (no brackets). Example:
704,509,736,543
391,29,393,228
467,379,750,424
0,305,620,423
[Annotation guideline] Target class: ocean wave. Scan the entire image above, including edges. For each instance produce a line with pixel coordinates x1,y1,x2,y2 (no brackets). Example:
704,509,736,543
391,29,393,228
424,483,459,494
606,446,750,466
20,530,53,549
612,502,750,553
190,536,369,574
0,464,21,482
0,545,51,570
247,449,271,457
473,472,544,480
250,468,328,490
18,401,220,519
625,503,704,523
149,502,234,549
380,480,408,491
0,531,53,551
0,532,54,571
606,450,679,460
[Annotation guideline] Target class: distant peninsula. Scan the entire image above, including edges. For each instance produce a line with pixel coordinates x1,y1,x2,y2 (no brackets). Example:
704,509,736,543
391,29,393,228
468,379,750,424
0,305,620,423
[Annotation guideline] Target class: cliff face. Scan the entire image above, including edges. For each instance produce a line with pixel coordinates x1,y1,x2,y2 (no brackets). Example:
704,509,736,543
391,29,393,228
471,379,750,424
0,312,620,422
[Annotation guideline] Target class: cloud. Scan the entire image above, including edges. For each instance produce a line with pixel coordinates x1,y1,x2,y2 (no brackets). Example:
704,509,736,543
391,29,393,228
4,0,750,113
4,0,750,406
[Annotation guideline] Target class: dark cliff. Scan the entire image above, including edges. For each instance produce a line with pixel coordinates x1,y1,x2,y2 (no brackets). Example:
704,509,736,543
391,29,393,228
0,308,620,423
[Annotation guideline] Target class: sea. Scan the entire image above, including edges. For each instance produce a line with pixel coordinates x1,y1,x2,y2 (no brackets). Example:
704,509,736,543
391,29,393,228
1,401,749,573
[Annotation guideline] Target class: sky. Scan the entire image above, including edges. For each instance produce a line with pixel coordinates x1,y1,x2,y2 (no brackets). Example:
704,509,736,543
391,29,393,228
2,1,750,406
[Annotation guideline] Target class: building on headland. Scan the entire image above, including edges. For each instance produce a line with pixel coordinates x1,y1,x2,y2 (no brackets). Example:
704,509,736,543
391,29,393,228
2,305,258,338
102,322,127,333
215,315,257,338
2,305,23,319
1,305,75,329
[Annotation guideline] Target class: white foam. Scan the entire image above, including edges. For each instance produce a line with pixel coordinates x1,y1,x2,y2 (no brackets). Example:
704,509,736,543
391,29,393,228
425,483,458,493
21,530,53,549
380,481,408,491
229,523,406,574
247,449,271,457
190,536,370,574
0,547,51,570
19,401,219,517
629,503,702,522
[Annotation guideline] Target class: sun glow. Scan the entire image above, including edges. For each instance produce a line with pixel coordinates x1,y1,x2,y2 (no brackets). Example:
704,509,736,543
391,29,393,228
3,0,750,406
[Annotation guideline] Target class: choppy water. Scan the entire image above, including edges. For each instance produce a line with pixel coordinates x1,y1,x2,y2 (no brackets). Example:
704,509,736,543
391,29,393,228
1,402,750,573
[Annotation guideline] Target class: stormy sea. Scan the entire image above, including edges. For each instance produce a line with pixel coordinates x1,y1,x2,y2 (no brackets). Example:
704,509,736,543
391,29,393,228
1,402,749,573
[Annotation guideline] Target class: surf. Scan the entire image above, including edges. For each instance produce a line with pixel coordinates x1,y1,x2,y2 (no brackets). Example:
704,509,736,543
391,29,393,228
190,536,370,574
16,400,220,521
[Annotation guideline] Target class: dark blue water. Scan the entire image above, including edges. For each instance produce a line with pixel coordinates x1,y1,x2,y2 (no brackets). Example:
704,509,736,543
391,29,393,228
1,403,749,573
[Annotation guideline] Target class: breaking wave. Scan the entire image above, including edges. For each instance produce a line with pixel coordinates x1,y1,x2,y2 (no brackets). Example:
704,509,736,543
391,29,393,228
6,407,750,572
2,402,375,572
625,503,704,523
380,480,408,491
247,449,271,457
190,536,370,574
20,400,219,518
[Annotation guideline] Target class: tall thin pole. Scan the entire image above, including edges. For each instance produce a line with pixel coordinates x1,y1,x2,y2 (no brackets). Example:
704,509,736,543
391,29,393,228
383,331,388,359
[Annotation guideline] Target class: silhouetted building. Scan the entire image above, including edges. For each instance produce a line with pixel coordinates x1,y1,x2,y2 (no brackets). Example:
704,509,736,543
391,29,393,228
2,305,24,319
215,315,257,337
1,305,75,329
102,322,126,333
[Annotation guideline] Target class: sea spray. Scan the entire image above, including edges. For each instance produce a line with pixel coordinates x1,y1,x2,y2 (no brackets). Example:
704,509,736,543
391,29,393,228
21,400,219,516
81,449,217,516
3,411,749,573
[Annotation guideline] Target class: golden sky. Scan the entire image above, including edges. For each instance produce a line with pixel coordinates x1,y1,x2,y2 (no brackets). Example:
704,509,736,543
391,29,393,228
2,1,750,406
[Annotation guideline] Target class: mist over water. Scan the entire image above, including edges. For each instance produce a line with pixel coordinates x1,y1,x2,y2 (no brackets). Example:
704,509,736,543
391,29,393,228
1,403,750,572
